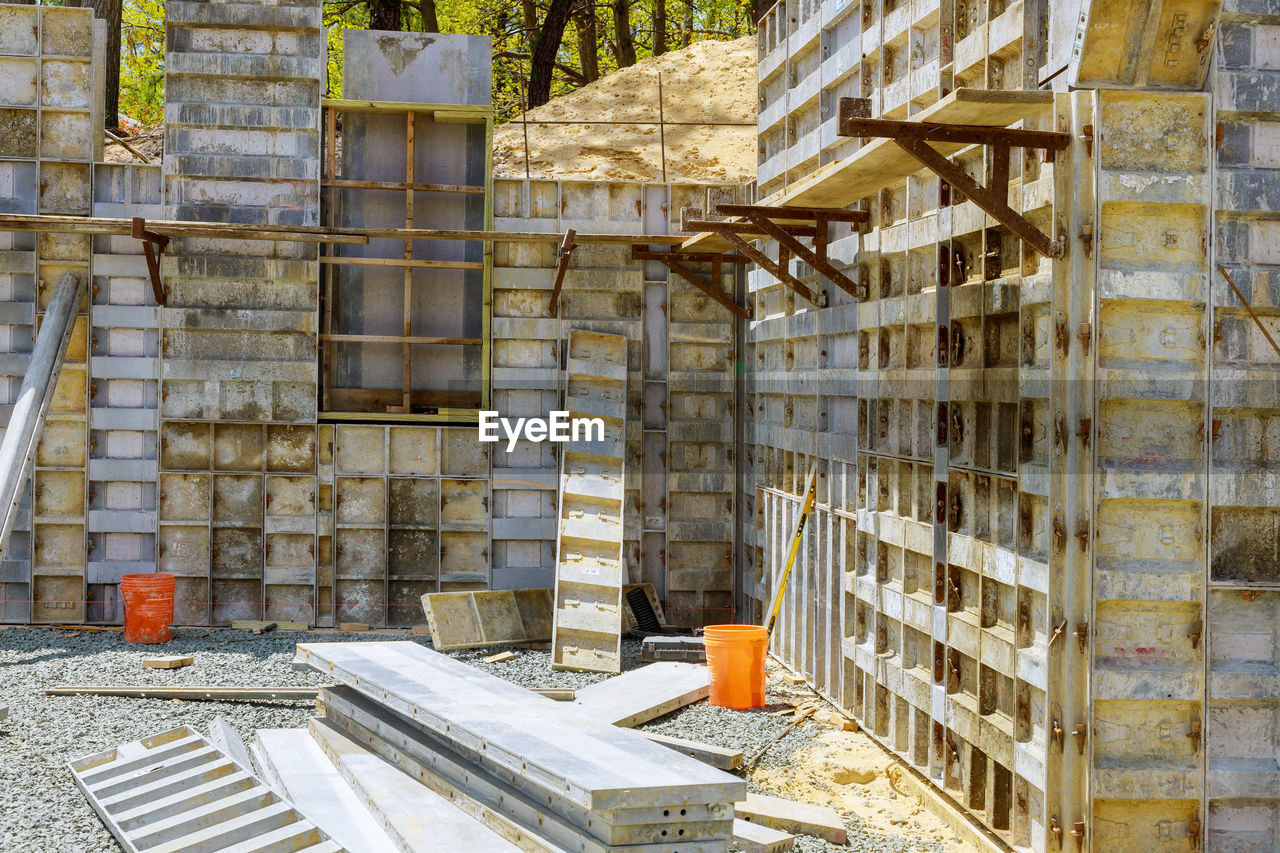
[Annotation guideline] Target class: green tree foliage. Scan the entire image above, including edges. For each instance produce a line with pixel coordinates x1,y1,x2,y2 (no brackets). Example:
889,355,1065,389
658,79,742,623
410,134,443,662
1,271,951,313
117,0,757,126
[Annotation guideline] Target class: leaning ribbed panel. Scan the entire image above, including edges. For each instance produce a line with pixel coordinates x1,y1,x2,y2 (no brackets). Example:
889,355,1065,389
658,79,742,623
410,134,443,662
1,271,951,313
552,329,629,673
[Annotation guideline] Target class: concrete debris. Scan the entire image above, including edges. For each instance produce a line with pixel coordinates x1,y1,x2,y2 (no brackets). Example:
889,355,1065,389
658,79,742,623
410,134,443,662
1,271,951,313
732,818,795,853
735,793,847,845
141,655,193,670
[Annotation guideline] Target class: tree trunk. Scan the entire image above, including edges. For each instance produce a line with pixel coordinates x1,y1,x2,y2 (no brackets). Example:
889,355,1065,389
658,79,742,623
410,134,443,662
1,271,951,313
65,0,123,128
528,0,575,107
681,0,693,47
654,0,667,56
612,0,636,67
575,6,599,83
522,0,538,52
367,0,402,31
419,0,439,32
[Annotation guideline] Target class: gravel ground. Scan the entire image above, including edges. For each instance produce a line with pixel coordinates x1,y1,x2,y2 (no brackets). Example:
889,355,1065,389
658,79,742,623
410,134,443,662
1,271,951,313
0,628,949,852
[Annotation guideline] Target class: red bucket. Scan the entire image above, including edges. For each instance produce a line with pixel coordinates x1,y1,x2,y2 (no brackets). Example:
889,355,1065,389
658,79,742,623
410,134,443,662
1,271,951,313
120,573,175,644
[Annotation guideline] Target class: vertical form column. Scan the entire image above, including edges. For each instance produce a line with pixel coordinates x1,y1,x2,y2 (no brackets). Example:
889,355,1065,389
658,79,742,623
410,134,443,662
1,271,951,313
1088,89,1211,852
1046,89,1095,853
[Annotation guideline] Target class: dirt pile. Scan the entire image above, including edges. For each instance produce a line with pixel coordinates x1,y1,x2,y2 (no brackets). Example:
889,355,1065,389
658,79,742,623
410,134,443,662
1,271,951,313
493,36,757,184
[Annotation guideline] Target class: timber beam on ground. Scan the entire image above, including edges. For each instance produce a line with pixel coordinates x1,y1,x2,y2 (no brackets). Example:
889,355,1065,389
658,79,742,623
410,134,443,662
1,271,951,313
631,246,752,319
838,100,1069,259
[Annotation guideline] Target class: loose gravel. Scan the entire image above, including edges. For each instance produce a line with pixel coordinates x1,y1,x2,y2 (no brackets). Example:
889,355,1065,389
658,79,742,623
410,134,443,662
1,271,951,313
0,628,953,852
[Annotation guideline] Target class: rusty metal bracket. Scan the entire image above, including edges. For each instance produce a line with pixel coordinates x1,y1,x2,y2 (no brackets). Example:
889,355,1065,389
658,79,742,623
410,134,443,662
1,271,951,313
838,116,1068,258
131,216,170,306
716,203,867,299
1220,264,1280,361
1074,621,1089,652
631,246,751,319
1072,723,1087,755
548,229,576,316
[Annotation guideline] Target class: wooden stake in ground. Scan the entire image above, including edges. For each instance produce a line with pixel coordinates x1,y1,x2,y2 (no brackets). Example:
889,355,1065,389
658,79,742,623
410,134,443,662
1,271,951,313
142,655,193,670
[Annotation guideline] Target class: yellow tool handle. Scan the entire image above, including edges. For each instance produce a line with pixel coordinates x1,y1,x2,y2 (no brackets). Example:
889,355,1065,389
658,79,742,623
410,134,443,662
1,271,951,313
765,467,818,636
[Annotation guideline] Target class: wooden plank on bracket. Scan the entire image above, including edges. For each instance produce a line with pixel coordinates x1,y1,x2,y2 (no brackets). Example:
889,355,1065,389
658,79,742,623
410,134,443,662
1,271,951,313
682,88,1053,251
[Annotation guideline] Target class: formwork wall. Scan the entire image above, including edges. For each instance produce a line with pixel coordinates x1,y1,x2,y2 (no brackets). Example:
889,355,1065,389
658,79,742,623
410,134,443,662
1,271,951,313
490,179,744,627
747,0,1280,851
0,4,745,629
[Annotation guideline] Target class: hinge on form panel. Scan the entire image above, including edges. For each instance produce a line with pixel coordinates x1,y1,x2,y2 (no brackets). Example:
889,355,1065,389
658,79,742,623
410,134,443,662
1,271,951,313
1076,418,1091,448
1072,724,1087,755
1074,622,1089,652
1187,712,1202,753
1187,618,1203,650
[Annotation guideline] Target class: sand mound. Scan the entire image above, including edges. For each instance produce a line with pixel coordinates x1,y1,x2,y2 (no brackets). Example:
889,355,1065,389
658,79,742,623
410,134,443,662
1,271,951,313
493,36,757,184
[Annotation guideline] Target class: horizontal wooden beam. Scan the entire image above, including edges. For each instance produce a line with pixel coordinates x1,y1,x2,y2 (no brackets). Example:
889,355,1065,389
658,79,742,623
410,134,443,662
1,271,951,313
323,179,486,194
320,333,482,346
320,255,484,271
323,98,492,121
683,218,817,238
839,112,1071,153
631,249,751,264
715,203,869,223
0,213,368,244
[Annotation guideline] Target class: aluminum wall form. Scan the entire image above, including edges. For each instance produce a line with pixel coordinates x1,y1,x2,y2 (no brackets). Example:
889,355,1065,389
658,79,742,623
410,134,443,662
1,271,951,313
552,329,628,673
1207,5,1280,848
490,179,743,627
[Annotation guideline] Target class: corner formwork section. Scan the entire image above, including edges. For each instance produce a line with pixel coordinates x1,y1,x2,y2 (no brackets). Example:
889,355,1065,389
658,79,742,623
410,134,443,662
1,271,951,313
745,0,1280,851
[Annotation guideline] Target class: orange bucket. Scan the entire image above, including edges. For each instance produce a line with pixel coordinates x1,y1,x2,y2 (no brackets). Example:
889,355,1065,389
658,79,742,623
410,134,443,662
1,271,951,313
704,624,768,709
120,573,175,644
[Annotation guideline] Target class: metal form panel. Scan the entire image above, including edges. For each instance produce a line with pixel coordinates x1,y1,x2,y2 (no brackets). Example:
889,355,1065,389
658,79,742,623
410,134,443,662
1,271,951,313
1207,9,1280,848
749,1,1056,848
572,661,710,727
5,5,102,625
489,180,743,622
419,588,552,650
161,0,322,425
68,725,339,853
252,728,397,853
89,164,163,621
1089,89,1211,852
279,722,525,853
552,328,628,673
332,424,483,626
323,32,493,420
294,641,746,811
316,686,735,852
1068,0,1222,91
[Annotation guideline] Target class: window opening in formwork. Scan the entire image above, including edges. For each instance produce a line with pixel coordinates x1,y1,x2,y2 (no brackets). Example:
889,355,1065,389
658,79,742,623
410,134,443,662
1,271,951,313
319,99,493,422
